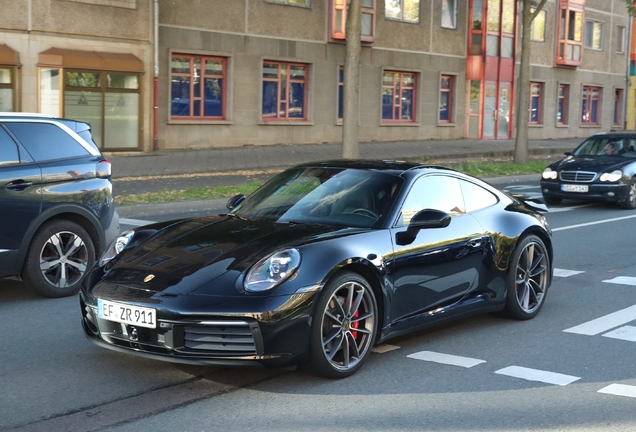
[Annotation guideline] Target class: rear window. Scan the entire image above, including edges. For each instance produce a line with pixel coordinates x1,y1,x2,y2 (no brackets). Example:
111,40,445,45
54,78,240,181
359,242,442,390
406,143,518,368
4,122,90,162
0,127,20,166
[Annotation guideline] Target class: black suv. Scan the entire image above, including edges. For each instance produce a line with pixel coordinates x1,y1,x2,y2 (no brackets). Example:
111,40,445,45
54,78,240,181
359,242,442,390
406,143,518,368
0,113,119,297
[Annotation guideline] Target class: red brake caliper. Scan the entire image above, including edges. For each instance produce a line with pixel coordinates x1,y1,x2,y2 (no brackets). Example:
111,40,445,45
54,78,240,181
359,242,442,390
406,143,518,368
351,310,359,339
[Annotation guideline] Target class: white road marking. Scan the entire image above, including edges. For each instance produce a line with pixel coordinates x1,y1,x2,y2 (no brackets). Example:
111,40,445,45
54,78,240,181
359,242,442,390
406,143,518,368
372,344,401,354
546,203,599,213
494,366,580,386
120,218,154,227
603,276,636,286
563,304,636,336
554,268,585,277
504,185,540,191
598,384,636,399
552,213,636,231
407,351,486,368
602,326,636,342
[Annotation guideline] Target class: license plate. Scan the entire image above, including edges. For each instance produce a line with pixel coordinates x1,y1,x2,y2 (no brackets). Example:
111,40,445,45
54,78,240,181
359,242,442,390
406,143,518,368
97,299,156,329
562,184,589,193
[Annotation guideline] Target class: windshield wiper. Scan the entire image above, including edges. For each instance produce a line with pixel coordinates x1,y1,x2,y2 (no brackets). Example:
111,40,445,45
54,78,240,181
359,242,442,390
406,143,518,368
222,212,248,220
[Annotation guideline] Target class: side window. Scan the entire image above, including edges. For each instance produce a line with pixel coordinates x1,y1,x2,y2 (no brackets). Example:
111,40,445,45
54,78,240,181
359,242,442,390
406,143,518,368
4,122,89,162
397,175,465,226
459,179,498,212
0,127,20,166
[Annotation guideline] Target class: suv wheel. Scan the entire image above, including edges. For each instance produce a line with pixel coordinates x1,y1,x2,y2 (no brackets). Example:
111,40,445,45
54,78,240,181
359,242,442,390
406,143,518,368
22,220,96,298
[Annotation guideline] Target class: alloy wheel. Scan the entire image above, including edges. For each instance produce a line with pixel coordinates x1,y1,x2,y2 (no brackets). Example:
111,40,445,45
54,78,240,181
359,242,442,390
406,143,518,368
39,231,89,288
514,241,548,314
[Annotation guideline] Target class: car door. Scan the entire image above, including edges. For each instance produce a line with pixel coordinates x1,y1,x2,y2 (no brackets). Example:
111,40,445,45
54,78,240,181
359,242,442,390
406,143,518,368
0,125,42,276
388,174,487,325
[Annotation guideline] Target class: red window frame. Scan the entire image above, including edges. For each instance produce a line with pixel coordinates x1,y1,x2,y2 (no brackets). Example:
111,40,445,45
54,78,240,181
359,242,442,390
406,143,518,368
261,61,309,122
556,0,585,67
330,0,376,43
581,85,601,126
529,82,543,124
557,83,569,125
614,88,624,127
382,70,417,123
439,75,453,123
170,54,227,120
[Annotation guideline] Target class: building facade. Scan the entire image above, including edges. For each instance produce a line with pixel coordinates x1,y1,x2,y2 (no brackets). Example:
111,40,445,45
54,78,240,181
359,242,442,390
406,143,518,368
0,0,631,152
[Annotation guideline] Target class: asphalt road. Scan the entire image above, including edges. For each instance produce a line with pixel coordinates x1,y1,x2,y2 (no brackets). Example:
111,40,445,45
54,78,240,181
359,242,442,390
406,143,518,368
2,177,636,431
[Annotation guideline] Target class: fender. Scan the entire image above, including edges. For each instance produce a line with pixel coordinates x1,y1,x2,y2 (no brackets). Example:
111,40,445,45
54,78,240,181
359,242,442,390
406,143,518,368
17,203,107,269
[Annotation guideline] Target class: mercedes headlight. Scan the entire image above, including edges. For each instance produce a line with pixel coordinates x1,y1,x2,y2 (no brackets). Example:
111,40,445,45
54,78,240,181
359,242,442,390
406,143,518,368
244,248,301,292
600,170,622,182
542,168,557,180
99,230,135,266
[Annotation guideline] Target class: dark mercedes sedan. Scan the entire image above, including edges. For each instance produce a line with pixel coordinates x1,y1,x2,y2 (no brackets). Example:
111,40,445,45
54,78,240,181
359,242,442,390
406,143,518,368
541,133,636,208
81,160,552,378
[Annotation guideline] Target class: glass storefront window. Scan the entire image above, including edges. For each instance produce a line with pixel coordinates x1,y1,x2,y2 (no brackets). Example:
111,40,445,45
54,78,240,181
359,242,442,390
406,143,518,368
40,68,61,117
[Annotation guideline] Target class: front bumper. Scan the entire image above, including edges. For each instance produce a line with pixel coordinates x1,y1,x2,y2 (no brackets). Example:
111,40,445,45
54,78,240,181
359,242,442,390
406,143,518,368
79,289,318,368
540,181,628,203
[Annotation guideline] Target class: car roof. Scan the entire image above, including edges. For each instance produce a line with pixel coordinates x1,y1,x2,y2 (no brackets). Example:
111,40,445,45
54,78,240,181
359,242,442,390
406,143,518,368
294,159,459,176
591,132,636,139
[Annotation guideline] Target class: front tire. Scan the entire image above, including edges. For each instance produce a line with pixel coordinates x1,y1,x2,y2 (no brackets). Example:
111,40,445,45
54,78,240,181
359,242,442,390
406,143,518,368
22,220,95,298
503,235,550,320
308,271,378,379
621,177,636,209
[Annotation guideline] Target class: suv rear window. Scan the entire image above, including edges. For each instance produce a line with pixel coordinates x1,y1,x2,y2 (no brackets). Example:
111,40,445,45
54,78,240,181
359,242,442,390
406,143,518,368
5,122,90,162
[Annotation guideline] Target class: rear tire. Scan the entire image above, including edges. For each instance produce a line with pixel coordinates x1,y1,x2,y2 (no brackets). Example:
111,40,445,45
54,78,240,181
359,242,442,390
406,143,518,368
503,235,550,320
308,271,378,379
621,177,636,209
22,220,95,298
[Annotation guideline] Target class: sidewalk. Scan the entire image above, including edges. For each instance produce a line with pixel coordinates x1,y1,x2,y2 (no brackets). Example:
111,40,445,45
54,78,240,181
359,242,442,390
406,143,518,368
107,138,580,180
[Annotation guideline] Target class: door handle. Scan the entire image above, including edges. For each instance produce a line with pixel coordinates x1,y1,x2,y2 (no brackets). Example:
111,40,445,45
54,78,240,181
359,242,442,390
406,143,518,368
467,237,483,248
5,180,33,191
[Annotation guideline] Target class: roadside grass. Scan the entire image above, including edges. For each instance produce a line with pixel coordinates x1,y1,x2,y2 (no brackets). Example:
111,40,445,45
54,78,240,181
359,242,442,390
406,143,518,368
115,160,550,206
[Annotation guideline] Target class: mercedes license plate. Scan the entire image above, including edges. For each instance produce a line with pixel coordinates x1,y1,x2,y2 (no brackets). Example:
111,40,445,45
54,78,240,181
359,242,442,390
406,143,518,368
97,299,156,329
562,184,588,193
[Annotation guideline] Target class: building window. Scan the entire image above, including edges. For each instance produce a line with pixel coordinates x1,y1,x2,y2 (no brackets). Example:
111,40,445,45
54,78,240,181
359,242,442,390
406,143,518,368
338,66,344,121
614,88,624,127
331,0,376,43
581,86,601,125
265,0,310,6
0,67,14,112
584,20,603,50
262,61,309,121
557,84,569,125
382,71,416,122
556,1,584,67
439,75,453,123
617,25,626,54
171,54,226,120
385,0,419,23
529,82,543,124
441,0,457,29
530,9,546,42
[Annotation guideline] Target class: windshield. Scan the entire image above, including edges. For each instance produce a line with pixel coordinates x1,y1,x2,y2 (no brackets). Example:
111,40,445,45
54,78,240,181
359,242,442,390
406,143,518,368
232,167,403,228
573,136,636,157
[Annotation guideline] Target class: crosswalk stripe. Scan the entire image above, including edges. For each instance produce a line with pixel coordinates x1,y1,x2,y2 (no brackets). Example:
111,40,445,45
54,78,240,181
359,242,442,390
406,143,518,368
554,268,585,277
563,304,636,336
407,351,485,368
602,277,636,286
598,384,636,399
494,366,580,386
602,325,636,342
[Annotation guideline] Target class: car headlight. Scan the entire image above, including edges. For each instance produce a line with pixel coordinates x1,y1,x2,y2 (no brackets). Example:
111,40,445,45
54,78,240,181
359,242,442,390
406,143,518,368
244,248,301,292
99,230,135,267
542,168,557,180
600,170,622,182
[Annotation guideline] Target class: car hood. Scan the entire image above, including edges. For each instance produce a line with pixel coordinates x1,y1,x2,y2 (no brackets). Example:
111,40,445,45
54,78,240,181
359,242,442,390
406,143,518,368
99,215,359,296
550,156,631,173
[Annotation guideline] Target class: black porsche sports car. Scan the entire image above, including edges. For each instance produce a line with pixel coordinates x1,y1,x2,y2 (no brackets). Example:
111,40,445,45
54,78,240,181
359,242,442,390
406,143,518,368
81,160,553,378
541,132,636,208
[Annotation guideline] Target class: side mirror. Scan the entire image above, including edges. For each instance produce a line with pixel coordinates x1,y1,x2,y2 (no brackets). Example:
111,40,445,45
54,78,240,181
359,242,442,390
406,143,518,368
564,151,573,156
396,209,451,246
226,194,246,210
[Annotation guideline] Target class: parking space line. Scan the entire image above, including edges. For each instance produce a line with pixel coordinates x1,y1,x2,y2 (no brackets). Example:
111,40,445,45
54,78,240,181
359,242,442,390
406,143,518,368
407,351,486,368
554,268,585,278
552,214,636,231
563,304,636,336
602,326,636,342
494,366,580,386
120,218,154,227
603,277,636,286
598,384,636,399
